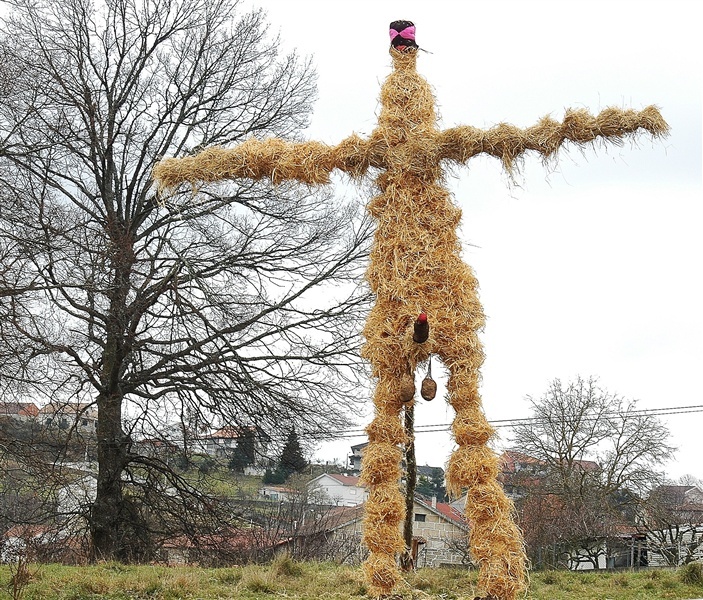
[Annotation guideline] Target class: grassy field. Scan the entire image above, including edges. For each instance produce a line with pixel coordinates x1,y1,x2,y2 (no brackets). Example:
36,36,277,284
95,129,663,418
2,558,703,600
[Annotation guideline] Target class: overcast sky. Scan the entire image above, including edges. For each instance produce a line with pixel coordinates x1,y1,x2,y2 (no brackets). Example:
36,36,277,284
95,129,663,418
251,0,702,481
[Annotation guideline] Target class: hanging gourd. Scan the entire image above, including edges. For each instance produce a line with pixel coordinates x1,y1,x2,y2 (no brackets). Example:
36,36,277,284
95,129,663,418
421,357,437,401
399,369,415,403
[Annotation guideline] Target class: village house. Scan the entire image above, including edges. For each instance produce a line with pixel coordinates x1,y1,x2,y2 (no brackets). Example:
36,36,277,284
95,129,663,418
38,402,98,434
308,473,369,507
309,494,469,567
410,495,469,566
1,523,87,564
451,450,649,571
449,450,546,508
259,484,298,502
56,474,98,523
191,425,269,469
132,437,180,460
645,485,703,567
0,402,40,421
347,442,367,474
160,529,263,566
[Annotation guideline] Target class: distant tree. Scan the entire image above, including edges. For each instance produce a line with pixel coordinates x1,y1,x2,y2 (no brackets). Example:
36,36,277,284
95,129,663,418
511,376,675,569
228,429,257,473
308,460,345,478
0,0,370,562
416,467,447,502
278,428,307,479
262,429,307,485
262,467,285,485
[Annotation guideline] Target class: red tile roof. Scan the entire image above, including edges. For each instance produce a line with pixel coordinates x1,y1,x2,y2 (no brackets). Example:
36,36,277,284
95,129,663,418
327,473,362,486
0,402,39,417
432,501,466,525
414,497,467,528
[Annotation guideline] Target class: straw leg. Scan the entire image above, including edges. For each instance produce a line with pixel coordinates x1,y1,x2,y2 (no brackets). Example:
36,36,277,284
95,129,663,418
359,370,409,596
444,351,527,600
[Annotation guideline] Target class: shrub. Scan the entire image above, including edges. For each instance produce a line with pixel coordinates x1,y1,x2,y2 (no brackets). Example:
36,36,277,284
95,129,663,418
216,569,242,585
242,572,276,594
539,571,560,585
271,554,303,577
679,561,703,585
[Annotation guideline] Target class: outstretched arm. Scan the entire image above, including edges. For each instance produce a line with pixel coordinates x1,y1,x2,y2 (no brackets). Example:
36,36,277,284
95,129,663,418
436,106,668,172
153,134,380,192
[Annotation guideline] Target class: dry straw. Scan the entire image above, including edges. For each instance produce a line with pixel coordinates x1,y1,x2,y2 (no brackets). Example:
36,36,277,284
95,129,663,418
153,33,667,600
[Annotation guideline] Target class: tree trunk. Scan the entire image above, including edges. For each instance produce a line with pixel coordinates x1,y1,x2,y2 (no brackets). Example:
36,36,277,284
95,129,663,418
400,403,416,571
90,391,130,560
90,237,135,561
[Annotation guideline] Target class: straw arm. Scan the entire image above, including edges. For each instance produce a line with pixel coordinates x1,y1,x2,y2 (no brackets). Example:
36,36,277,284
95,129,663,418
436,105,669,172
152,134,381,192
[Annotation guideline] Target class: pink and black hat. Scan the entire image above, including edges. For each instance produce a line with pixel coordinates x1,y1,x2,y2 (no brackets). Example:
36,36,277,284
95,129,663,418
389,20,418,52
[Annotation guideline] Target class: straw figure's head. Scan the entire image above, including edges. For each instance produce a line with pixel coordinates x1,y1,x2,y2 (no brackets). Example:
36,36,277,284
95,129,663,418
389,20,418,52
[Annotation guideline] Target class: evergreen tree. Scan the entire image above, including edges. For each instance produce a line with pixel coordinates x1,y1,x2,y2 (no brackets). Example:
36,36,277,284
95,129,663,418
416,467,448,501
262,467,286,485
228,429,257,473
278,428,307,480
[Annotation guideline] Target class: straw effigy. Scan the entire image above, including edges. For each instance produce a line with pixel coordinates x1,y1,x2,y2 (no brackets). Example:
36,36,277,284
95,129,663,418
358,49,527,598
152,23,668,600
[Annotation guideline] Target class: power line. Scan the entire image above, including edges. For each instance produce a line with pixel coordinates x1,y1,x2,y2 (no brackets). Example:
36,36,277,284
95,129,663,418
317,404,703,441
158,404,703,444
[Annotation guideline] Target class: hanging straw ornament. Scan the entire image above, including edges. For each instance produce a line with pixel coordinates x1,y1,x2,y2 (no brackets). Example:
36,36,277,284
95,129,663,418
421,357,437,401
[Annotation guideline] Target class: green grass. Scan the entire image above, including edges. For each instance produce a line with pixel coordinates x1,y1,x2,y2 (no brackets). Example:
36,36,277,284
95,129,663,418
1,561,703,599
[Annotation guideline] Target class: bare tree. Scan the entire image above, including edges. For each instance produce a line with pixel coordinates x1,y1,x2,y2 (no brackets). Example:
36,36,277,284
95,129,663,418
0,238,41,399
0,0,371,561
511,376,675,568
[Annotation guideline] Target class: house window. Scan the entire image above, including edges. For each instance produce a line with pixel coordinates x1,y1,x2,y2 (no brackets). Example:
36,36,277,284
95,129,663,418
414,513,426,522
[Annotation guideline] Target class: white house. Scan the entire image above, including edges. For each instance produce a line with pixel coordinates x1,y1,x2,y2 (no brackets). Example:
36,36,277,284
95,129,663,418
57,475,97,521
348,442,368,474
645,485,703,567
308,473,369,507
259,484,298,502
